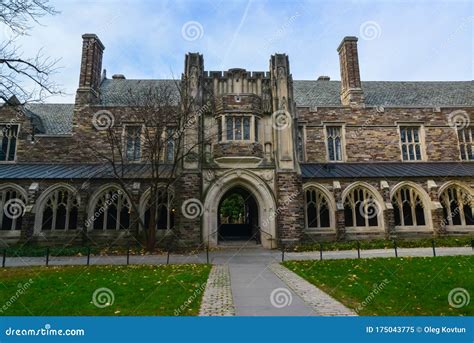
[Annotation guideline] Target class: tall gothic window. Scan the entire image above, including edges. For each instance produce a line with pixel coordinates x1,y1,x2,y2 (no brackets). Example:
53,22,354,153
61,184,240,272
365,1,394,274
439,186,474,227
0,187,25,230
166,128,175,162
92,188,131,230
392,186,426,227
344,187,379,228
125,126,141,162
0,125,19,161
457,127,473,161
327,126,343,161
41,188,79,231
305,188,330,229
144,189,175,231
217,118,223,142
400,126,423,161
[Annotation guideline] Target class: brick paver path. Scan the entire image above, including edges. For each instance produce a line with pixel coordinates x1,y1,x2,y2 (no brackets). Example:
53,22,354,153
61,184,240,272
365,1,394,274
270,263,357,316
199,265,235,316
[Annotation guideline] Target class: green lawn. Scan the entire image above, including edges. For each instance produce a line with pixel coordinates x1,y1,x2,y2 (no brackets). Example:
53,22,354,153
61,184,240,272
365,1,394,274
0,264,211,316
284,256,473,316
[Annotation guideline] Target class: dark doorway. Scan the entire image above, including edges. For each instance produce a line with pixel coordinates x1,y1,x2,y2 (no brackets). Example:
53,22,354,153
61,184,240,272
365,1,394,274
218,187,258,241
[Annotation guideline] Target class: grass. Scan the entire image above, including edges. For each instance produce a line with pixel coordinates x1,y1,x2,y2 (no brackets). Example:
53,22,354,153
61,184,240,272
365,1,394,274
0,264,211,316
293,236,473,252
283,255,473,316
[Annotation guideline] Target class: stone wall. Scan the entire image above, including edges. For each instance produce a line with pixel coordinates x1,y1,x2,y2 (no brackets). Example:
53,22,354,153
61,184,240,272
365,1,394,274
213,142,263,160
298,106,473,162
275,172,305,246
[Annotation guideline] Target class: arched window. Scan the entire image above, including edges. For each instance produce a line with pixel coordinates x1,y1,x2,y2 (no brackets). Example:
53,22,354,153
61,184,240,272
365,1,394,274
440,185,474,227
92,188,131,230
392,186,426,227
344,187,380,228
305,188,330,229
41,188,79,231
143,189,174,230
0,186,26,230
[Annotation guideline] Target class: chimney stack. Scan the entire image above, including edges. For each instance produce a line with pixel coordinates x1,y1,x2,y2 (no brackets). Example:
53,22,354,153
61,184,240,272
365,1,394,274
337,36,364,106
76,33,105,104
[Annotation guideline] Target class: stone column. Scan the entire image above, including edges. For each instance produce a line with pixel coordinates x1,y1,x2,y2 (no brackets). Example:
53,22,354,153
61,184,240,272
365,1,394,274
333,181,345,241
20,182,39,243
427,180,445,236
380,181,395,238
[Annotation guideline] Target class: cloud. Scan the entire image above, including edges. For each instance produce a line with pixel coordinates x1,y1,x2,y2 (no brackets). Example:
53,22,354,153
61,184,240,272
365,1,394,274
1,0,470,103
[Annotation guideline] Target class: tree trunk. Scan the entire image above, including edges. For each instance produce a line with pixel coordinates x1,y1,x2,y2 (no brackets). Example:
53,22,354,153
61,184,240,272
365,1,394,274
147,200,157,252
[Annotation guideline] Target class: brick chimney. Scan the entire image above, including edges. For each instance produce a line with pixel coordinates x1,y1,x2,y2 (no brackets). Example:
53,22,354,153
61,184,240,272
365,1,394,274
337,36,364,106
76,33,105,104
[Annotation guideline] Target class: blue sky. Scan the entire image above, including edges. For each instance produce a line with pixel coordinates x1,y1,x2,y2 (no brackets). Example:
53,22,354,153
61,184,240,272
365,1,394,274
3,0,472,102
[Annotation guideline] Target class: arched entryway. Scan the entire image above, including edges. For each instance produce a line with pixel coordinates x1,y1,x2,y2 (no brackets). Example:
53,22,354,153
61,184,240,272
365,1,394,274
203,170,277,249
218,186,258,241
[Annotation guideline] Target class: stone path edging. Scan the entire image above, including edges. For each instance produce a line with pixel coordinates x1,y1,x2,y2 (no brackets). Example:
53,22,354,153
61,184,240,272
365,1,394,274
199,264,235,316
269,263,357,316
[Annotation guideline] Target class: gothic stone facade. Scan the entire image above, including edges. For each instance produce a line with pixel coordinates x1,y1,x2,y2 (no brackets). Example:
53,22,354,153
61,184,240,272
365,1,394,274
0,34,473,249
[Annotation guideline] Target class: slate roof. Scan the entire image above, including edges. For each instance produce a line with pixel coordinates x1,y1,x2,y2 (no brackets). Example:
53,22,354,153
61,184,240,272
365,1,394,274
6,79,473,135
293,80,474,107
24,103,74,135
99,79,180,106
0,163,171,179
301,162,474,179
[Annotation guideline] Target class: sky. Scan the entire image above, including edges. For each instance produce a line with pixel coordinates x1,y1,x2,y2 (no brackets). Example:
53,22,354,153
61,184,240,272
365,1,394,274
2,0,473,103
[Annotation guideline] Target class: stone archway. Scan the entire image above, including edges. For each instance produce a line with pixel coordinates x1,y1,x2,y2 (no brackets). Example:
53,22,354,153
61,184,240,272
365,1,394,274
203,170,277,249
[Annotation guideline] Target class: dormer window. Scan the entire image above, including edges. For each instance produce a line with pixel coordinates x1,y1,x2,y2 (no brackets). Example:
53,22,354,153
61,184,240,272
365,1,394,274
0,124,19,162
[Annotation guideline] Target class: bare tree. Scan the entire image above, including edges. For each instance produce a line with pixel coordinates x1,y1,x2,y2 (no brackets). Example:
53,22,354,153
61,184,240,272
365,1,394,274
89,79,214,252
0,0,61,103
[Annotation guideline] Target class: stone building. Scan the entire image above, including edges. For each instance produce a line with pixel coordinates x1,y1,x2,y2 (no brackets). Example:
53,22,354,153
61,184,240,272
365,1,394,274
0,34,473,249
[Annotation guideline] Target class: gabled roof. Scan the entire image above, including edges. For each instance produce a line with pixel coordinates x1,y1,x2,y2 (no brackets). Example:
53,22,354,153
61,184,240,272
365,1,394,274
4,79,472,136
99,79,180,106
24,103,74,135
293,80,474,107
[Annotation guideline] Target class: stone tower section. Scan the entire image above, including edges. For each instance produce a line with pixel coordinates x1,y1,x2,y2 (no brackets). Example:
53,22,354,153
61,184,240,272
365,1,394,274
270,54,296,170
